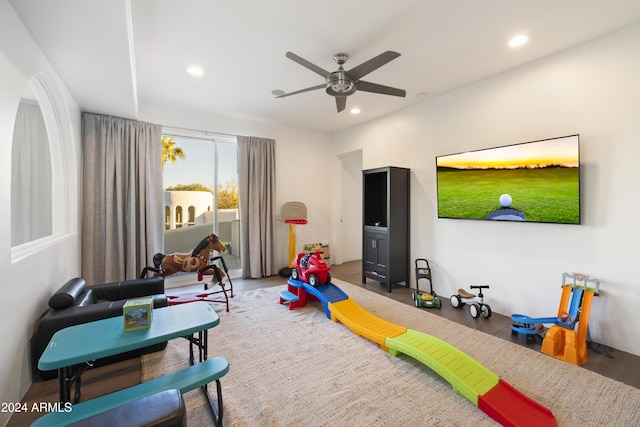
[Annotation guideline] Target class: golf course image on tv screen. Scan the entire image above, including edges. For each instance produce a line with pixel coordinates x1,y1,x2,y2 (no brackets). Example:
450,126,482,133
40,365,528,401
436,134,580,224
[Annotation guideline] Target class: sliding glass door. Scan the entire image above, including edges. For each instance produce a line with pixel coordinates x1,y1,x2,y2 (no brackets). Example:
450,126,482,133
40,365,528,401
162,130,239,281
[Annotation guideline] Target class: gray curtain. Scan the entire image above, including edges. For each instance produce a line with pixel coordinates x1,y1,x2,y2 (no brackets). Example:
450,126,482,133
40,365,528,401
237,136,277,278
81,113,163,284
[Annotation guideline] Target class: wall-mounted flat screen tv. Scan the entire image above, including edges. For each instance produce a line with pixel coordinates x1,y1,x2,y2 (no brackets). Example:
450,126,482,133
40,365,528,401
436,134,580,224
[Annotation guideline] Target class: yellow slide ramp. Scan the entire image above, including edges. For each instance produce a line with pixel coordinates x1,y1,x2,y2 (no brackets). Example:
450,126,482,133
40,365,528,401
328,298,406,350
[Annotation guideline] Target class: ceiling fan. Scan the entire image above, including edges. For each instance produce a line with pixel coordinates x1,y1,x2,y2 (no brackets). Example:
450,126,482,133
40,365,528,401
276,51,406,112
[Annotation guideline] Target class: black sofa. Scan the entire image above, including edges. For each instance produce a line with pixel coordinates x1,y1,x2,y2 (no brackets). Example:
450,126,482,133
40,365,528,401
31,276,169,381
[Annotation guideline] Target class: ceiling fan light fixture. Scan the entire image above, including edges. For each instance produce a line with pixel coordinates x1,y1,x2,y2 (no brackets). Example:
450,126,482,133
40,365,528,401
325,70,356,96
279,50,405,112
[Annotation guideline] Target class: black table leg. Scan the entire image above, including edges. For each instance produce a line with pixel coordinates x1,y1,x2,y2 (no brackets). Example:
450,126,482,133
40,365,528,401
186,330,223,426
58,362,92,404
58,367,69,403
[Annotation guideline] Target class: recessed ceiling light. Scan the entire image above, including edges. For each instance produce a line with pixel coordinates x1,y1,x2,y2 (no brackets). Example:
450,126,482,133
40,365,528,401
350,107,361,115
508,35,529,48
187,66,204,77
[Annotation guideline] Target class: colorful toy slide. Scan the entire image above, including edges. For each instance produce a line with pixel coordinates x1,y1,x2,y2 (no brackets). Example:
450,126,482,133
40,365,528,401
282,279,556,427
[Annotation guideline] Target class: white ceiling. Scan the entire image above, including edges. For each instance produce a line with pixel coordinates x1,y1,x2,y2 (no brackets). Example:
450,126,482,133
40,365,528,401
10,0,640,134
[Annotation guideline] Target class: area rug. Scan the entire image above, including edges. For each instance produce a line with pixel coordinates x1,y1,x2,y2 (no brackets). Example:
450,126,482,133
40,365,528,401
142,279,640,426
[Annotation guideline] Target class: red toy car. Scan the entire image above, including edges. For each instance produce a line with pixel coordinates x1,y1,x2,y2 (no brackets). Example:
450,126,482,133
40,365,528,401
291,251,331,286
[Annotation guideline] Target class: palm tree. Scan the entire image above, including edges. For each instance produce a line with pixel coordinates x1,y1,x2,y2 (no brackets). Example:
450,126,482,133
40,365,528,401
161,136,186,170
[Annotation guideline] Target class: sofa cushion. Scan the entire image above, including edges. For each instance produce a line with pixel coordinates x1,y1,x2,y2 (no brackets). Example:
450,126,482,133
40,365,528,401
48,278,86,309
91,277,165,301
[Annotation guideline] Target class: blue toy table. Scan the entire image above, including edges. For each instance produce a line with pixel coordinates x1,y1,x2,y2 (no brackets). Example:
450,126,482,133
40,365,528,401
39,301,219,403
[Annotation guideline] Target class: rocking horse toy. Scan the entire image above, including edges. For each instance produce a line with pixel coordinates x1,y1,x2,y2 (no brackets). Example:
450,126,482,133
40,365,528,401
140,233,234,311
152,233,226,277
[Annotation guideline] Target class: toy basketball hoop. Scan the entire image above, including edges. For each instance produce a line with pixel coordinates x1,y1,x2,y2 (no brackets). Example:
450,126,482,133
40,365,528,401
280,202,307,277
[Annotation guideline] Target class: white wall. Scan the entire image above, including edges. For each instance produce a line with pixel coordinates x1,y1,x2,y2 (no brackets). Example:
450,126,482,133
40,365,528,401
138,101,334,270
333,24,640,356
0,1,81,424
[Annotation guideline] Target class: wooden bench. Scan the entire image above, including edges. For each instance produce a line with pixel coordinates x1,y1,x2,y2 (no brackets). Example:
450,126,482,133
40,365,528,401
31,357,229,427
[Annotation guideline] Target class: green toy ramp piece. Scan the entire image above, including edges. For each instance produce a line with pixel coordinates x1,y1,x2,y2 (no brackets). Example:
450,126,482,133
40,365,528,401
386,329,498,406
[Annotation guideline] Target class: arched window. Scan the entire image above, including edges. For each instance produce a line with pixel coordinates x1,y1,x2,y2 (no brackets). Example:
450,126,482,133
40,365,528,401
188,206,196,226
165,206,171,230
11,98,51,245
175,206,183,228
11,74,65,257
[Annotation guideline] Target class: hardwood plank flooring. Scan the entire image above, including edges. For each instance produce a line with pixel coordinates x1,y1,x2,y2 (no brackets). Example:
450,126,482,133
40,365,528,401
10,261,638,426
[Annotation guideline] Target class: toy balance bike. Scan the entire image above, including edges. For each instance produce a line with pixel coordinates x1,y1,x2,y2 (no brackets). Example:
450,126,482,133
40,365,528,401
450,285,492,318
411,258,441,308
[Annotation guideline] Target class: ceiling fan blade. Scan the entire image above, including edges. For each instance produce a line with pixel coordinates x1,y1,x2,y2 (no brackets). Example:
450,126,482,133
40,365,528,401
285,51,331,78
335,96,347,112
347,51,401,80
356,80,406,97
276,84,325,98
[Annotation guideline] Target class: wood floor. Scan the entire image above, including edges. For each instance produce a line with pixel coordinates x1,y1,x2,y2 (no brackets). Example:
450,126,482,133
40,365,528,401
10,260,639,426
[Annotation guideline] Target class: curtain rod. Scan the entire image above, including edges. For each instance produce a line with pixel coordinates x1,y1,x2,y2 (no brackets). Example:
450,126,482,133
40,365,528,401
162,125,238,140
